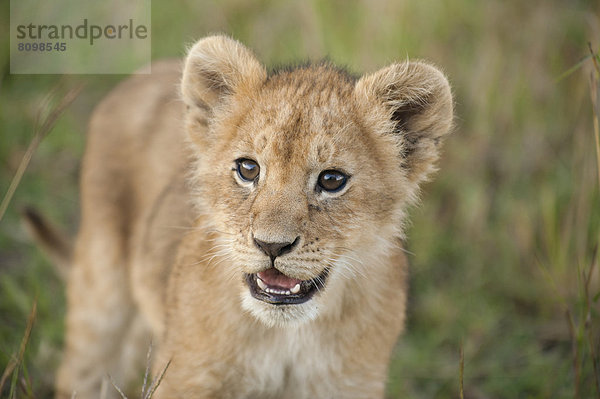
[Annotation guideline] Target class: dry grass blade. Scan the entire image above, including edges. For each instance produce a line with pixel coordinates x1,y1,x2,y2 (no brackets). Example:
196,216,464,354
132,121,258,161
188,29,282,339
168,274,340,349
14,302,37,399
143,360,171,399
590,43,600,75
0,82,84,222
566,307,581,399
589,45,600,191
584,245,598,319
459,341,464,399
536,255,582,395
140,341,153,398
100,377,109,399
591,81,600,189
587,44,600,398
0,358,17,395
108,374,128,399
0,302,37,399
18,376,33,399
584,244,600,397
555,53,593,83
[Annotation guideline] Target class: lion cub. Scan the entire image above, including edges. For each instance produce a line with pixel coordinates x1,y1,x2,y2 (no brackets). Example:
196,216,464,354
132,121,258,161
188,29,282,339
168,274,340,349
51,35,452,398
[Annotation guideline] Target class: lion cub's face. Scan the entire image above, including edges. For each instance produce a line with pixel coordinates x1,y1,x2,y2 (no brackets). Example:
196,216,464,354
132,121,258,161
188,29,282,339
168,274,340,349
203,67,401,326
181,37,453,326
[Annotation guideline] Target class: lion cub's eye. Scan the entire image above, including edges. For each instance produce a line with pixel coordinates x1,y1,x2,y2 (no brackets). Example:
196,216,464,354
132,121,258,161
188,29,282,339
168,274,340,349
236,158,260,182
317,170,348,193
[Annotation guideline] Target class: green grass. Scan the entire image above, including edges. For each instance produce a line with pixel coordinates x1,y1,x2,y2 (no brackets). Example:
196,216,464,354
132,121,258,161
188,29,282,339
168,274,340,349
1,0,600,397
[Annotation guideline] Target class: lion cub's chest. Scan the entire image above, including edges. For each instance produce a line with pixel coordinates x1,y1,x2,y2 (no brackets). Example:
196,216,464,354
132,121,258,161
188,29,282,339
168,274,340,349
237,325,339,399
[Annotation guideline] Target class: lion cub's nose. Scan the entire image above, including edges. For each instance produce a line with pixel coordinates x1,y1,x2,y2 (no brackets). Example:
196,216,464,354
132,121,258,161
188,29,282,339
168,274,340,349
254,237,299,259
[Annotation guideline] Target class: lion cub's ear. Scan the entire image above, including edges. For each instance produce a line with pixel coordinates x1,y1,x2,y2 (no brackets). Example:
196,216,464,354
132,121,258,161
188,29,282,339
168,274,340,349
181,35,266,110
354,62,453,185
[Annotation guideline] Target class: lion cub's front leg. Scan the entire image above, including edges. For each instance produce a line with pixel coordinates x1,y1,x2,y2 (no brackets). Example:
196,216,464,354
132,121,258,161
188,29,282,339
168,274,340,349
55,213,149,398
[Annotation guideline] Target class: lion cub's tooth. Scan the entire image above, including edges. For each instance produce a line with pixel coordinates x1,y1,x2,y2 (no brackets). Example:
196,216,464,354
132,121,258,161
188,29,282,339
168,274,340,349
290,283,301,294
256,278,267,291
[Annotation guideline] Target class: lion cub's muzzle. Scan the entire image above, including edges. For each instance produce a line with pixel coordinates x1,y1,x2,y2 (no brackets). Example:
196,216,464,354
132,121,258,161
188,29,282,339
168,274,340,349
245,235,330,305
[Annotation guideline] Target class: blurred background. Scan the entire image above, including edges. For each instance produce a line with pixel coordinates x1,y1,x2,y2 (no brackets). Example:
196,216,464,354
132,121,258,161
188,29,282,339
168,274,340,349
1,0,600,397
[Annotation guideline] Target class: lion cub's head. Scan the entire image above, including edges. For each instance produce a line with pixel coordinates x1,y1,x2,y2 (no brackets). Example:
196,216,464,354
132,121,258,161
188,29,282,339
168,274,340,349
180,36,453,327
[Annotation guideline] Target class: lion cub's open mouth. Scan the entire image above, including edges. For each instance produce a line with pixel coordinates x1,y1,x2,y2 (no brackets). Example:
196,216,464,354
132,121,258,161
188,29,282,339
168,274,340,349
245,268,329,305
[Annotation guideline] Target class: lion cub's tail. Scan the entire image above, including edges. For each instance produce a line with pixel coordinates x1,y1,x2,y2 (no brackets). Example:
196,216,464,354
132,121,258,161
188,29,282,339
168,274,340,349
21,206,72,280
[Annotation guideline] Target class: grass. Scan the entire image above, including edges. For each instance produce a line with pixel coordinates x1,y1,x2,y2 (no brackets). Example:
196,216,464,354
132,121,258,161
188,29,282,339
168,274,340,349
1,0,600,398
0,82,83,222
108,342,170,399
0,302,36,399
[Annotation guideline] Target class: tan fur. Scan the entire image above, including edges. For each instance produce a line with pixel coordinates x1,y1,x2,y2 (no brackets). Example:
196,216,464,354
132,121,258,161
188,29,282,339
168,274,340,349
55,36,453,399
